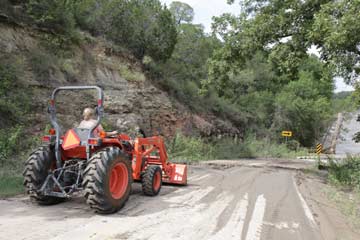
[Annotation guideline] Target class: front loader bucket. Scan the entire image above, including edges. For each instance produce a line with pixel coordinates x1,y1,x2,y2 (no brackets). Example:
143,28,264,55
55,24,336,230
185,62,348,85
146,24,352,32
163,163,187,185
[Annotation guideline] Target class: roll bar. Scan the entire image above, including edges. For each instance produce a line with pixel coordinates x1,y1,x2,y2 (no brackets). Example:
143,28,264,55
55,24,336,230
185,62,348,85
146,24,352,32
48,86,104,168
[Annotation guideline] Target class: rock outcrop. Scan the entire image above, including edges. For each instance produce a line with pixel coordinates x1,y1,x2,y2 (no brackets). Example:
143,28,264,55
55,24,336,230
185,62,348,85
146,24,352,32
0,22,240,138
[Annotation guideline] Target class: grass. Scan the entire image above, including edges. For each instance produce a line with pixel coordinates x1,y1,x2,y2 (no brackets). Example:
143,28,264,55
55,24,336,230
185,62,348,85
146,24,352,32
240,137,308,159
0,128,39,197
0,155,26,197
325,156,360,227
307,156,360,230
167,133,308,162
0,173,24,197
167,133,215,162
325,187,360,230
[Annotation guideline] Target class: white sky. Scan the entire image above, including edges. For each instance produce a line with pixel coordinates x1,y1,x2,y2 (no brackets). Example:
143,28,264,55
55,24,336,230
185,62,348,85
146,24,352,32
161,0,242,32
160,0,354,92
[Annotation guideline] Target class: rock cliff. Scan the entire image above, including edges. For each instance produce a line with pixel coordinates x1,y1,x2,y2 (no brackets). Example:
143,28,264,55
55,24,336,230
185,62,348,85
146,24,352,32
0,22,240,138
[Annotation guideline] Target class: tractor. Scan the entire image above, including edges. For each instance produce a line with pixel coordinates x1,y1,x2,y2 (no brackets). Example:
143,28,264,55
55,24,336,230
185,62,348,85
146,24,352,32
23,86,187,214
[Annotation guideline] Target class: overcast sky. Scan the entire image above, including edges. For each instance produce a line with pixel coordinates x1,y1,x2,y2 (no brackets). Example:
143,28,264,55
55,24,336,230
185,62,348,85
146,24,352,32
161,0,241,32
160,0,354,92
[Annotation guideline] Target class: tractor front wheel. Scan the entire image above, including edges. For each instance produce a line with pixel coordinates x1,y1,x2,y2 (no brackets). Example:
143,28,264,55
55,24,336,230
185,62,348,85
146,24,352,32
83,147,132,214
142,165,162,196
23,146,64,205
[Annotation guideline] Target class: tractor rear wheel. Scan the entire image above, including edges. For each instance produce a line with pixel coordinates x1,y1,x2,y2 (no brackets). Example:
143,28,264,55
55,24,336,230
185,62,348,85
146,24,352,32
82,147,132,214
23,146,64,205
142,165,162,196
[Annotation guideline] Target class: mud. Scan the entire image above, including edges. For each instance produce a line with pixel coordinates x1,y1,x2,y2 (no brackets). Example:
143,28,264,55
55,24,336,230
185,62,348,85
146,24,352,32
0,162,358,240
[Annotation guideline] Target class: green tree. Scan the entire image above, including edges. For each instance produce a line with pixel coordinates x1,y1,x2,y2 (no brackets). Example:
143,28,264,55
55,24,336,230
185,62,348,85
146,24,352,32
223,0,360,84
154,22,221,110
106,0,177,61
203,0,341,145
311,0,360,84
273,78,332,146
71,0,110,35
26,0,76,36
0,57,30,127
169,1,194,25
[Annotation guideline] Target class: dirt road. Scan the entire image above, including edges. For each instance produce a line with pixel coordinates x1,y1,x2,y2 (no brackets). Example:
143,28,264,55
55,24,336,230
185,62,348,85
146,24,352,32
0,160,358,240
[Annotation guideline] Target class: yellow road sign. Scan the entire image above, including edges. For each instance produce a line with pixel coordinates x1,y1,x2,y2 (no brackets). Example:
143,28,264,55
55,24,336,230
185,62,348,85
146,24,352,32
316,144,323,155
281,131,292,137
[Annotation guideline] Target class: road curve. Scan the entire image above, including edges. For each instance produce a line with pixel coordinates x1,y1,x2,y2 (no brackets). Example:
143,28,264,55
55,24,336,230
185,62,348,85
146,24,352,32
0,163,358,240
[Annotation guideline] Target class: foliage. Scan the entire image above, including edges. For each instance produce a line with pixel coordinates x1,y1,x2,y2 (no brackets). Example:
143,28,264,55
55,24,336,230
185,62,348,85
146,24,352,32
148,11,230,117
272,57,334,146
167,132,215,161
223,0,360,84
325,187,360,229
0,55,36,197
0,126,23,162
169,1,194,25
70,0,109,35
206,45,334,146
201,0,345,146
26,0,76,36
0,124,37,198
105,0,177,61
119,64,146,82
332,91,357,114
328,157,360,190
0,62,19,126
167,133,307,162
0,56,31,127
311,0,360,84
23,0,177,61
28,48,57,82
0,174,24,197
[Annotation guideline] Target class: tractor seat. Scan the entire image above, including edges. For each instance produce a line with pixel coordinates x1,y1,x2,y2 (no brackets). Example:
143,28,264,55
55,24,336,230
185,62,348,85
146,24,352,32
74,128,95,142
62,128,95,150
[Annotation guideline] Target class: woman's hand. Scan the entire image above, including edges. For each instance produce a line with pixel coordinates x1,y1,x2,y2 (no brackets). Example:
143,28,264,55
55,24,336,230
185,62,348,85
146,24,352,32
107,130,119,137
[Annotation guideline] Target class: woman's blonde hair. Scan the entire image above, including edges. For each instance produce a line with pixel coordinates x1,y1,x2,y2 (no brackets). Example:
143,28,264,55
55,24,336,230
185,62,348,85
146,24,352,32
83,107,95,120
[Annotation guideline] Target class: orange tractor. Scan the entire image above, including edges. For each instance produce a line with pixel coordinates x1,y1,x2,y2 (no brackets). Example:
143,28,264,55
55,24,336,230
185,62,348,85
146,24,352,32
23,86,187,213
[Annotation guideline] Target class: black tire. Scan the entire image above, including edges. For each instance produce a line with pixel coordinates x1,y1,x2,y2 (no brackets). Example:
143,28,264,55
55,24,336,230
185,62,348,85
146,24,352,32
142,165,162,196
23,146,64,205
82,147,132,214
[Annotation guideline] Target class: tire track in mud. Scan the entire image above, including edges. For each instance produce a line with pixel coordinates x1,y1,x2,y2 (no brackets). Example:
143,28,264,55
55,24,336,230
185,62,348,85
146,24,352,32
1,163,358,240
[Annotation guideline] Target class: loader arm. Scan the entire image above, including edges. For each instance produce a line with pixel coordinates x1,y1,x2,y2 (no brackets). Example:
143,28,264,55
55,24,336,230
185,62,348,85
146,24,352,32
132,136,187,185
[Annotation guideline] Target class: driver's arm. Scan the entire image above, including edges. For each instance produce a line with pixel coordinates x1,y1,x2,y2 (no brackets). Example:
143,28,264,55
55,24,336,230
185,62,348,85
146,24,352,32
106,130,118,137
95,124,118,137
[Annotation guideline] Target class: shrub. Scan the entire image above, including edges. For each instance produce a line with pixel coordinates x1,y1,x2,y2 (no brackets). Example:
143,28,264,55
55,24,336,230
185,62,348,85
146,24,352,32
213,138,253,159
166,133,307,161
28,48,57,82
167,133,214,162
26,0,76,36
0,56,31,126
0,126,23,164
0,174,24,197
328,157,360,189
105,0,177,61
119,64,146,82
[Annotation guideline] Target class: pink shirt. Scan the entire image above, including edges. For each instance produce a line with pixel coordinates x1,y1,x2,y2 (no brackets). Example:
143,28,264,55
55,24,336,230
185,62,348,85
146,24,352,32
78,119,104,137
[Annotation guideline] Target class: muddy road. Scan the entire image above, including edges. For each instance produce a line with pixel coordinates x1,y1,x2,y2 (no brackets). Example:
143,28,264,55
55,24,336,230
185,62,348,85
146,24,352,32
0,160,358,240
